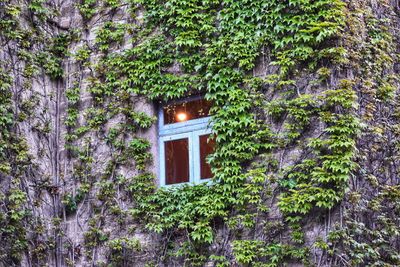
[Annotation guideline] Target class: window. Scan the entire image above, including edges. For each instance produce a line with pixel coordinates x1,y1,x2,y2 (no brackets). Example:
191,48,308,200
159,97,215,186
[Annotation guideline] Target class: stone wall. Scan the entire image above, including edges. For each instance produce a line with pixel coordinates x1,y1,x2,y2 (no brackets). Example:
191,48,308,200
1,0,400,266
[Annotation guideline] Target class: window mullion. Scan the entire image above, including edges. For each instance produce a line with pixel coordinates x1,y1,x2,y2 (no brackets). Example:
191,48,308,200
189,132,195,184
192,131,200,184
159,136,166,187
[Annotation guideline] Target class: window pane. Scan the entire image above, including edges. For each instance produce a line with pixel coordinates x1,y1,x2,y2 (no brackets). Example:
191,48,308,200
165,138,190,184
163,98,212,124
199,134,215,179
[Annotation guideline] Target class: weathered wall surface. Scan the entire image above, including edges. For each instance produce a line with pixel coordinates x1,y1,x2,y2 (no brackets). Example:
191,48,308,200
1,1,159,266
1,0,400,266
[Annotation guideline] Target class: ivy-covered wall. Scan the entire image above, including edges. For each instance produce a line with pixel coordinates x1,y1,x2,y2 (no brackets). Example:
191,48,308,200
1,0,399,266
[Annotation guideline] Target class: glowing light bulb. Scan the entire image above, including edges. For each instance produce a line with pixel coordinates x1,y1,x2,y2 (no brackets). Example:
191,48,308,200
177,112,187,122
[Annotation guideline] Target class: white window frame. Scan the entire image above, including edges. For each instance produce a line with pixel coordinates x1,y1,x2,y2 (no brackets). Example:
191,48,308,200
158,97,213,187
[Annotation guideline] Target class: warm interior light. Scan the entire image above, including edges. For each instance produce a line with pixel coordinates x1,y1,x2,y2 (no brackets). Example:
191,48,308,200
176,112,188,122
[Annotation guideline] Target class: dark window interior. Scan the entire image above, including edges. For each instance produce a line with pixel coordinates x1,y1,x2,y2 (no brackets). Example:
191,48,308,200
163,98,212,125
165,138,190,184
199,134,215,179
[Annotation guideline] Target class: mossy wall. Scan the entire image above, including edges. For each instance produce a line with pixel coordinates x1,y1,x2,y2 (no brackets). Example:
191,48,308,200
0,0,399,266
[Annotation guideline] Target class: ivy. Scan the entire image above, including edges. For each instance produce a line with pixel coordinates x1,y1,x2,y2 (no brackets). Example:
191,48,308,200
107,237,141,264
95,22,132,52
77,0,98,20
36,33,73,80
96,0,355,264
232,240,309,266
278,81,359,218
2,0,397,265
0,67,31,264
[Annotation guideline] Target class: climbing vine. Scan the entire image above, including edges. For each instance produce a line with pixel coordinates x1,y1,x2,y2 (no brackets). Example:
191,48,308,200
80,0,361,264
1,0,399,266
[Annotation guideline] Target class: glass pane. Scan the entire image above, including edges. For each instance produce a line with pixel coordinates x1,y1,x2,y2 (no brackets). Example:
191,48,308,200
199,134,215,179
165,138,190,184
163,98,212,124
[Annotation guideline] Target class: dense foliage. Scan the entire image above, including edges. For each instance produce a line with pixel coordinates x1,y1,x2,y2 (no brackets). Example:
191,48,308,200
0,0,399,266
